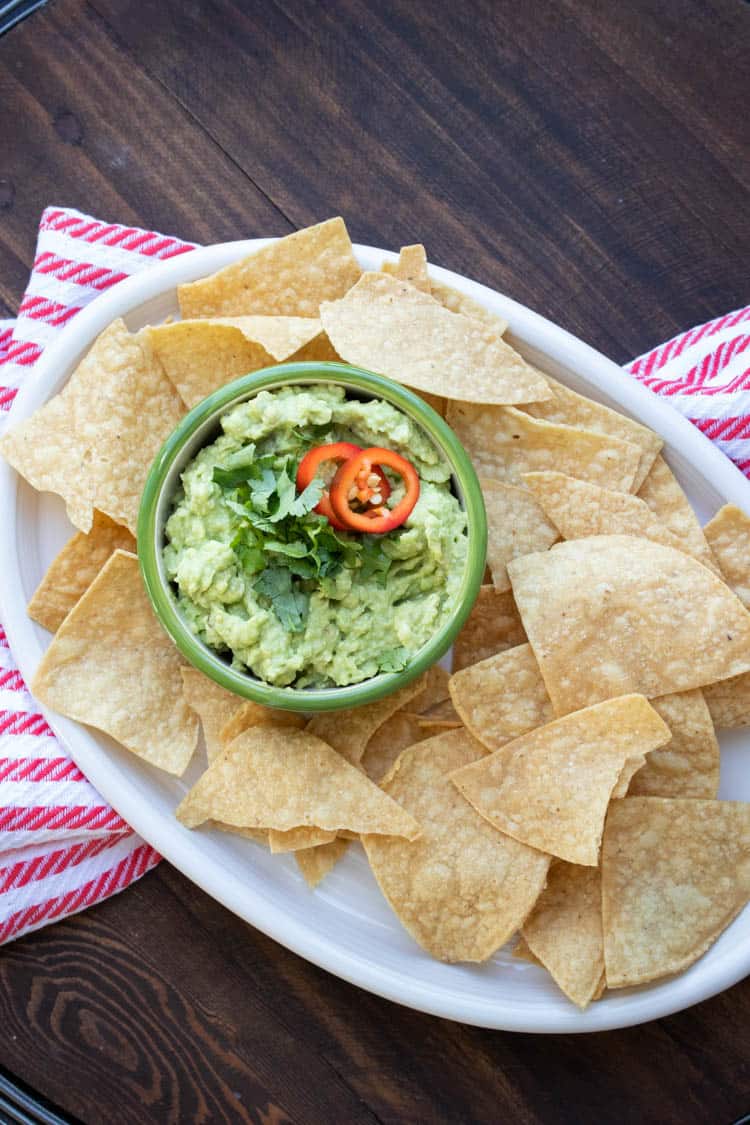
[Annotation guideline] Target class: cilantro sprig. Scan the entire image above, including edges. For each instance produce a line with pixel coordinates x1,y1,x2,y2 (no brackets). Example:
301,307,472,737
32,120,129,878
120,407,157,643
213,450,394,632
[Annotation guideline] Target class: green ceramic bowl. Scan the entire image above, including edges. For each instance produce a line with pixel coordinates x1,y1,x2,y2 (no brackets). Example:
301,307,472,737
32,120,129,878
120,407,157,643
138,362,487,712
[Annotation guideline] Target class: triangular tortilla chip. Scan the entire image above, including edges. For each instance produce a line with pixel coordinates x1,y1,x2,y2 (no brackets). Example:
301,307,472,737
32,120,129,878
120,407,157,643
362,729,550,961
296,839,351,887
361,712,431,783
219,701,306,749
602,798,750,987
450,695,671,865
521,863,604,1009
27,511,135,632
449,643,554,752
704,504,750,607
522,470,719,573
508,535,750,714
320,272,550,406
519,377,662,491
381,244,432,293
637,455,717,567
180,667,247,763
149,316,322,406
704,671,750,729
306,675,426,765
1,319,185,533
32,551,198,775
446,403,641,492
452,586,527,672
178,218,361,318
481,478,558,592
628,690,719,799
176,726,421,839
268,826,336,853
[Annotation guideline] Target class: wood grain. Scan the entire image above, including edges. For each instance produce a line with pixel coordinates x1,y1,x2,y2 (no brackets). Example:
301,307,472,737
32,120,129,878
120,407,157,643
2,0,750,1121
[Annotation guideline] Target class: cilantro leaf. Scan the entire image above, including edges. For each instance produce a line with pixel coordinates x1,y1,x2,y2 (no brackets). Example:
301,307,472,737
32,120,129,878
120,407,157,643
254,566,309,632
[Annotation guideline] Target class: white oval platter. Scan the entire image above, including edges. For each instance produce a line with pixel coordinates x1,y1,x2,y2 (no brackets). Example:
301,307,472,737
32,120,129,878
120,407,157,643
1,239,749,1033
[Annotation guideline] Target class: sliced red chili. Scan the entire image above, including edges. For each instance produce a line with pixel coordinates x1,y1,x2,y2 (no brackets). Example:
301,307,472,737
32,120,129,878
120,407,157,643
330,447,420,534
296,442,390,531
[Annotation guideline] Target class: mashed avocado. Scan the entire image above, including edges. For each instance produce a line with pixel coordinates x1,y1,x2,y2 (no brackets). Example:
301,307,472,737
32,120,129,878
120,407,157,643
164,385,468,687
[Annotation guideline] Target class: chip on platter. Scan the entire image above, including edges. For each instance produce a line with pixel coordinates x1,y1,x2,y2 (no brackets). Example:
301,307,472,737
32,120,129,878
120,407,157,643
628,690,719,799
27,511,136,632
452,586,527,672
381,244,432,292
320,272,551,406
361,711,431,783
450,694,671,865
180,667,247,763
704,504,750,608
508,535,750,715
637,455,718,566
219,701,306,749
519,377,662,491
32,551,198,775
521,863,604,1009
178,217,361,318
703,672,750,729
449,643,554,752
268,826,337,853
522,471,719,573
149,316,323,407
0,319,185,533
306,675,426,765
362,729,550,961
446,403,641,492
602,798,750,987
481,478,558,592
296,839,351,887
176,726,421,839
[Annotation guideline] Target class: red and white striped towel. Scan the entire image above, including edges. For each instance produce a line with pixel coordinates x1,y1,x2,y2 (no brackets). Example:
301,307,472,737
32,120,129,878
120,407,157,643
0,206,748,946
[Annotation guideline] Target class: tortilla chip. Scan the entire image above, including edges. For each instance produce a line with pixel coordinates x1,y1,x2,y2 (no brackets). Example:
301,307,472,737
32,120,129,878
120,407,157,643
306,675,426,766
268,826,336,853
320,272,550,406
410,665,451,712
27,511,136,632
428,280,508,339
32,551,198,775
0,319,185,533
628,691,720,798
416,697,459,722
178,218,361,318
522,471,720,573
287,331,342,363
176,726,421,839
381,244,432,293
446,403,641,493
149,316,322,407
519,375,662,491
449,643,554,752
361,711,430,783
219,701,306,749
362,729,550,961
210,821,268,846
180,667,247,763
452,586,527,672
512,935,543,966
508,535,750,715
521,863,604,1009
638,455,718,567
481,478,558,591
703,672,750,729
704,504,750,607
602,798,750,988
450,694,671,865
296,839,351,887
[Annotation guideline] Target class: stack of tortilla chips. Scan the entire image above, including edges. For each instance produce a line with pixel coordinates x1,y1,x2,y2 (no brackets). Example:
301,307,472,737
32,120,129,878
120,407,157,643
5,220,750,1010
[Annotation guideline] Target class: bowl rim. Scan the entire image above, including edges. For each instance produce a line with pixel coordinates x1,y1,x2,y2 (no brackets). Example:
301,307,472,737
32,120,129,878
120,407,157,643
137,360,488,711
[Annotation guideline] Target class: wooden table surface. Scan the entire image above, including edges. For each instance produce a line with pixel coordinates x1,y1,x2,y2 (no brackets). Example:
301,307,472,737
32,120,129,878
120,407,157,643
2,1,750,1122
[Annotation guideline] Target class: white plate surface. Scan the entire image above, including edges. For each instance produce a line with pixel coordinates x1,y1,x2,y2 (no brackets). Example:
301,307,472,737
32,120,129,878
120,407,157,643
2,241,750,1033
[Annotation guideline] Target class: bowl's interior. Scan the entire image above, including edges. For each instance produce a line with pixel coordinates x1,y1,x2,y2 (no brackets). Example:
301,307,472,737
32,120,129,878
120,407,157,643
4,238,750,1033
140,363,487,711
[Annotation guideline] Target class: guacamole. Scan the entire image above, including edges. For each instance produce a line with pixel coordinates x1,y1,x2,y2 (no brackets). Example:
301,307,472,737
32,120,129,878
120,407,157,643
164,385,468,687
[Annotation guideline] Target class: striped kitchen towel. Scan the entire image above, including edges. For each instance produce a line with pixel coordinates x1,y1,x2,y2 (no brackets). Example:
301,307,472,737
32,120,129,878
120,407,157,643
0,205,748,945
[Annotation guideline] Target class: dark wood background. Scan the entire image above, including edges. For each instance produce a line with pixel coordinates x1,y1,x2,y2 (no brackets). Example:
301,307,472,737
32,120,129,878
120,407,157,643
1,2,750,1122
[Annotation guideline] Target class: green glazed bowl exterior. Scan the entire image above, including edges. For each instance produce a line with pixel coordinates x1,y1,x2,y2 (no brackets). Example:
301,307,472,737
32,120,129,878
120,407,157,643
138,362,487,712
